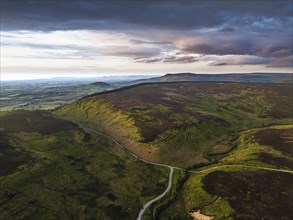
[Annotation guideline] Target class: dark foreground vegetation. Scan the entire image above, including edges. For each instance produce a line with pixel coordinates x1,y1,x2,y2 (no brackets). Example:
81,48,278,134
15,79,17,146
203,170,293,220
0,111,168,219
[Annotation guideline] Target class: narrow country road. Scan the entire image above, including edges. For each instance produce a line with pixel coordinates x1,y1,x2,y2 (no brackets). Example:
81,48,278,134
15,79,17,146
74,123,176,220
136,167,174,220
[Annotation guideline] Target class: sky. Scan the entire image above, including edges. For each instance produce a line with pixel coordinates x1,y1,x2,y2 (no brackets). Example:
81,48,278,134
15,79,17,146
1,0,292,80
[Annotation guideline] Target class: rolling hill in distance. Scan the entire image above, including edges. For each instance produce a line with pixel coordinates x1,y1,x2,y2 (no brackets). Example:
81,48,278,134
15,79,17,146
2,73,291,112
129,72,293,84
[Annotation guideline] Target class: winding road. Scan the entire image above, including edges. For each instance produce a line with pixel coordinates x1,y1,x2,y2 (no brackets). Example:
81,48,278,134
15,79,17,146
72,121,293,220
75,123,177,219
136,167,174,220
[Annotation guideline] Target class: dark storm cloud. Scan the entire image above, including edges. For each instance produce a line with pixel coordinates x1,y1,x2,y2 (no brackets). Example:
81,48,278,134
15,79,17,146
1,0,292,31
219,27,235,32
1,0,292,68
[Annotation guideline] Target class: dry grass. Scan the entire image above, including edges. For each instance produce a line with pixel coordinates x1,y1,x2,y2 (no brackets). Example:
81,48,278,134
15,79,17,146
189,210,214,220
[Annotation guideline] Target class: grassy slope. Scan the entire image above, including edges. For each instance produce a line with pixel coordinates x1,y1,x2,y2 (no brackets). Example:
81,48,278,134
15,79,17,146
0,111,168,220
55,82,292,168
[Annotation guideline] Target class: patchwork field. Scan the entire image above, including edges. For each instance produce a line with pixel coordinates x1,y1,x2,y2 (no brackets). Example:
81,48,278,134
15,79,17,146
0,80,114,111
0,111,168,219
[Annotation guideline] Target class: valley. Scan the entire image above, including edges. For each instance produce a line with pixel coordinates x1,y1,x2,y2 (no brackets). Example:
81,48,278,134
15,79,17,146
2,1,292,219
1,77,292,220
55,82,292,168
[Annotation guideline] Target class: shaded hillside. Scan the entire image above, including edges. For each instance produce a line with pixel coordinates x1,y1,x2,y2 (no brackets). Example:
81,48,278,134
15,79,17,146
55,82,292,168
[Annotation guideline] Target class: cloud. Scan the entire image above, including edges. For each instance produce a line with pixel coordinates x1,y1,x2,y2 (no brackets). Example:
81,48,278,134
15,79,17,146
256,44,292,58
212,62,228,66
209,55,271,66
218,27,235,32
1,39,161,60
267,57,293,67
181,39,292,59
163,56,199,63
130,39,171,44
101,46,161,59
1,1,292,31
1,42,82,51
137,55,200,64
182,43,249,56
139,58,163,63
1,0,292,75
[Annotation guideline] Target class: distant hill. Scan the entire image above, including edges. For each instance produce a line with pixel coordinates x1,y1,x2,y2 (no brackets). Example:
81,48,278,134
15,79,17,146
72,81,114,96
89,81,111,87
129,72,293,84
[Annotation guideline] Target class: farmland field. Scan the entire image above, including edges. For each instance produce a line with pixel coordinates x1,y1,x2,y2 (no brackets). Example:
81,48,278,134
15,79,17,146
0,80,114,111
